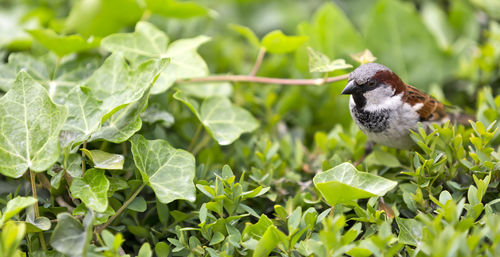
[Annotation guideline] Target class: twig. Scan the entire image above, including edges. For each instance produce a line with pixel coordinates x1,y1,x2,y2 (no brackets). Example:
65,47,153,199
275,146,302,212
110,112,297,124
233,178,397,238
96,183,146,234
249,47,266,76
55,196,75,212
177,74,349,85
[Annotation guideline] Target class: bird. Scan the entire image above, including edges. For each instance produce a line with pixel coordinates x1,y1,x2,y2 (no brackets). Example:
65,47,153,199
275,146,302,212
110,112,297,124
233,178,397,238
341,62,465,149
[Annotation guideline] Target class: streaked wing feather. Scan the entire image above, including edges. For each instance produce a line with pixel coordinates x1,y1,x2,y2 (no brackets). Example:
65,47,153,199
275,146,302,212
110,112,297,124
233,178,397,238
404,84,447,121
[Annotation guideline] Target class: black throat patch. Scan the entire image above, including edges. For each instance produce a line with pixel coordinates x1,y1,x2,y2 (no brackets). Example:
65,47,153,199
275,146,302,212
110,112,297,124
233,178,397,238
352,106,390,133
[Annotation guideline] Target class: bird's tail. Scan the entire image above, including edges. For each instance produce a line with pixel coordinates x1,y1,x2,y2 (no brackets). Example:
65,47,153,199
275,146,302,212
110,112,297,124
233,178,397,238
448,112,476,125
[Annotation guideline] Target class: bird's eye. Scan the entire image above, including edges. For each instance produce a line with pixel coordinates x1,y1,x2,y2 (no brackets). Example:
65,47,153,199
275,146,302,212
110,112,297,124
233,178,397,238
367,80,377,87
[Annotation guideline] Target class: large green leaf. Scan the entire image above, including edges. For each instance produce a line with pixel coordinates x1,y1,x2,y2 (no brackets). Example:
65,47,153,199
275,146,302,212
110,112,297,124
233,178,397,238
145,0,209,19
70,169,109,212
173,91,259,145
65,0,143,37
130,135,196,204
0,71,68,178
313,163,397,206
101,21,210,94
296,2,364,71
396,217,423,246
0,196,37,227
27,29,99,57
261,30,307,54
50,211,94,257
363,0,452,89
0,53,99,102
84,53,168,119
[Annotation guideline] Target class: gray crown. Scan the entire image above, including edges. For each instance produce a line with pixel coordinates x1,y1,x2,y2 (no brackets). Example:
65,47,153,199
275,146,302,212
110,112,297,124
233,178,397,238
349,63,391,85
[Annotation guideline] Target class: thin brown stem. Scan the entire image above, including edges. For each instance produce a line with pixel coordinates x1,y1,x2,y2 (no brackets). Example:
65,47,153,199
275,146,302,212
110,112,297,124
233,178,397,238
96,183,146,234
192,132,212,155
121,142,128,156
177,74,349,86
249,47,266,76
81,140,87,174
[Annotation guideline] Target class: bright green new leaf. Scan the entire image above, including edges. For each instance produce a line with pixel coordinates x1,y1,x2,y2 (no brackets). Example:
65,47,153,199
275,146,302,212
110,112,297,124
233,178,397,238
27,29,99,57
174,91,259,145
0,221,26,257
307,47,352,73
0,71,68,178
229,24,260,48
70,169,110,212
130,134,196,203
396,217,423,246
81,149,124,170
0,53,99,103
138,242,152,257
101,22,210,94
0,196,37,227
313,163,397,206
145,0,209,19
50,212,94,257
65,0,142,37
261,30,307,54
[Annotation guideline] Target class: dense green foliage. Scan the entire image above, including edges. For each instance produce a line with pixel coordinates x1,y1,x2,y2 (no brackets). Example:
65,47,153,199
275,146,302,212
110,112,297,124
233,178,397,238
0,0,499,256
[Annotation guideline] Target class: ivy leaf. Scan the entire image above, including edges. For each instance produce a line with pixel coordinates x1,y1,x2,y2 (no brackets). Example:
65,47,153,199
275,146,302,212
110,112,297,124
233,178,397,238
50,211,94,257
27,29,99,57
0,71,68,178
0,53,99,102
89,87,150,143
25,206,51,232
173,91,259,145
261,30,307,54
350,49,377,65
84,53,168,119
81,149,124,170
396,217,423,246
145,0,209,19
141,105,175,128
313,163,397,206
307,47,352,73
130,134,196,204
101,22,210,94
70,169,110,212
61,86,102,150
0,196,37,227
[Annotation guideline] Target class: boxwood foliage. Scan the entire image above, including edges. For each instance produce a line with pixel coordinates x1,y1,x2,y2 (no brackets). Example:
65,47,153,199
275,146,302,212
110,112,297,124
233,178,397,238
0,0,499,256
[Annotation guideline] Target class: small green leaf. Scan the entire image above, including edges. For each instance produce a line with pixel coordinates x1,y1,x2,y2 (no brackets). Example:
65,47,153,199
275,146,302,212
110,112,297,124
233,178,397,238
155,242,170,257
145,0,209,19
396,217,423,246
307,47,352,73
229,24,260,48
0,71,68,178
25,206,51,232
313,163,397,206
27,29,99,57
0,221,26,257
261,30,307,54
174,91,259,145
130,134,196,203
81,149,124,170
138,242,152,257
127,197,147,212
0,196,37,227
70,169,110,212
364,149,401,168
253,225,287,257
101,22,209,94
50,211,94,257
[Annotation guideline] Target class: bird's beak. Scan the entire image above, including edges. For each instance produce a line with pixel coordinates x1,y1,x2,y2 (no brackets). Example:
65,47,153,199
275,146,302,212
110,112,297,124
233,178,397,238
341,80,357,95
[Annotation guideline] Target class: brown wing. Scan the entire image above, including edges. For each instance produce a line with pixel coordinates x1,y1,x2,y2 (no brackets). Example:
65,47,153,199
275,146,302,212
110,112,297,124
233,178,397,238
404,84,448,121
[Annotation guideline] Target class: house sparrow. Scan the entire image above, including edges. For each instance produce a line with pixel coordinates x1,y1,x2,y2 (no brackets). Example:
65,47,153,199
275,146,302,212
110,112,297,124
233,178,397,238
341,63,451,149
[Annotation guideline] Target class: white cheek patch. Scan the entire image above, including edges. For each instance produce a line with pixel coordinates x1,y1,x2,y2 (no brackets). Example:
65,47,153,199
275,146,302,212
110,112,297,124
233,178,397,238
363,86,402,112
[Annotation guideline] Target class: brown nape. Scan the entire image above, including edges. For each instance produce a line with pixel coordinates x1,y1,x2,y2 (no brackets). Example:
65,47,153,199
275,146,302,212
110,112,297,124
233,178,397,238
372,70,406,95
